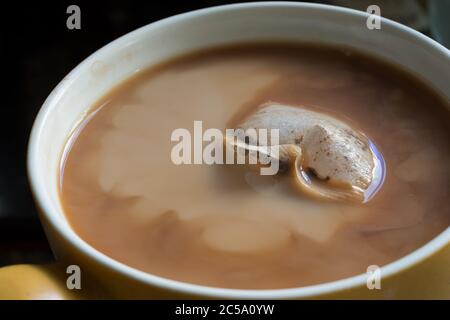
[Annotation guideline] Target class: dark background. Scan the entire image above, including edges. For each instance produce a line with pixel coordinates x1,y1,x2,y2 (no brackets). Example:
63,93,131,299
0,0,439,266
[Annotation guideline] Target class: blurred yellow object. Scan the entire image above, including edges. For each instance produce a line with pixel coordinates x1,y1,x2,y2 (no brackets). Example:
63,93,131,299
0,264,76,300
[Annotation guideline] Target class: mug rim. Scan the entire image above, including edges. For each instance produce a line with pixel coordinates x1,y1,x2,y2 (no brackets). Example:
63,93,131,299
28,1,450,299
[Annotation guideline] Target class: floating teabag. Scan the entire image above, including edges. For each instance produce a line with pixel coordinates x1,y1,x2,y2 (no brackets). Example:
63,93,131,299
225,103,385,203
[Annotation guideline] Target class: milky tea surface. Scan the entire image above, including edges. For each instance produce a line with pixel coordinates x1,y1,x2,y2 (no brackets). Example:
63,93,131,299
60,44,450,289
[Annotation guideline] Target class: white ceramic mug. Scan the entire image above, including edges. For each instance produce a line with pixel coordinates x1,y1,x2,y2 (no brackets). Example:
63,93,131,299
1,2,449,299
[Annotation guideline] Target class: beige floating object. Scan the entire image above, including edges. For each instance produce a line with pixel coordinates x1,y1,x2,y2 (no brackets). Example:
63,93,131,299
202,220,291,253
226,103,385,203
